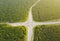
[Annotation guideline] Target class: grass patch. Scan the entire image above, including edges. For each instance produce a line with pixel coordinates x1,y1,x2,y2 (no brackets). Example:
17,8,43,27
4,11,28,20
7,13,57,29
0,24,27,41
33,25,60,41
32,0,60,22
0,0,37,23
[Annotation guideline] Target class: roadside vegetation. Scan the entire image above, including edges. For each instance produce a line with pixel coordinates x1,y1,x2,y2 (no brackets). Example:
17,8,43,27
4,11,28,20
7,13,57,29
33,25,60,41
0,24,27,41
0,0,37,23
32,0,60,22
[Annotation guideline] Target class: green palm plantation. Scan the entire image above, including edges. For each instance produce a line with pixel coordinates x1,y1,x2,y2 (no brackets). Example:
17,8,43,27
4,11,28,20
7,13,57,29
32,0,60,22
34,25,60,41
0,24,27,41
0,0,37,23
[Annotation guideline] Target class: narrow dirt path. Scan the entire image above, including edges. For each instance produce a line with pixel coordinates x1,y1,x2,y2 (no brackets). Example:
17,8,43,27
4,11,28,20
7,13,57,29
7,0,40,41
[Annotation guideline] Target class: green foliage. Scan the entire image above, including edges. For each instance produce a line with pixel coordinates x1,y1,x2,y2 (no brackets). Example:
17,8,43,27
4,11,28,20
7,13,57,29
0,24,27,41
32,0,60,22
34,25,60,41
0,0,37,23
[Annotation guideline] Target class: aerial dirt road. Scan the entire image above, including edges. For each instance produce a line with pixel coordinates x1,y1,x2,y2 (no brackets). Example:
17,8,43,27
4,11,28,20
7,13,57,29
4,0,60,41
